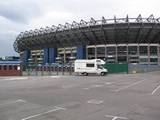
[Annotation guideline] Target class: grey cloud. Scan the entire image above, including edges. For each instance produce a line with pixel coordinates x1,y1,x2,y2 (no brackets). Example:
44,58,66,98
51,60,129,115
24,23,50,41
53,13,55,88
0,0,42,24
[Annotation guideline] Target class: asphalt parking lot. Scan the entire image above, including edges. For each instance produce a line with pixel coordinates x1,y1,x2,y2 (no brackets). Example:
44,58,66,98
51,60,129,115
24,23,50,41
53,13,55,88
0,72,160,120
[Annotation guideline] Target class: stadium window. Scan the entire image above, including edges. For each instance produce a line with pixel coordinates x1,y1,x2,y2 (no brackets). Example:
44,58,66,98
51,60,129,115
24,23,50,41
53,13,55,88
3,65,7,70
88,48,96,59
86,63,94,67
139,46,148,55
14,65,17,70
150,58,158,64
9,65,12,70
97,47,105,59
150,46,157,55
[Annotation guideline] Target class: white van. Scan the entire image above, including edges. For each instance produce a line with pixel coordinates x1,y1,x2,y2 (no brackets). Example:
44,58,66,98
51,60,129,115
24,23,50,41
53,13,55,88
74,59,108,76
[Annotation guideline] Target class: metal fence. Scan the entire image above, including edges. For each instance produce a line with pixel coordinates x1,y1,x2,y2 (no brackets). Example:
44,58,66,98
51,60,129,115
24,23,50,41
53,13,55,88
23,65,74,76
22,64,160,76
128,64,160,73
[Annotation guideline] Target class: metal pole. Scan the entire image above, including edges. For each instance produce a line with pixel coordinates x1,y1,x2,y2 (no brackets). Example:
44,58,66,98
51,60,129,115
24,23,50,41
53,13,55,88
105,45,107,60
49,65,51,76
148,44,150,65
137,44,140,64
95,46,97,59
56,66,58,75
158,45,160,65
62,63,64,75
86,46,88,59
41,66,44,76
35,66,38,76
115,45,118,63
126,44,129,63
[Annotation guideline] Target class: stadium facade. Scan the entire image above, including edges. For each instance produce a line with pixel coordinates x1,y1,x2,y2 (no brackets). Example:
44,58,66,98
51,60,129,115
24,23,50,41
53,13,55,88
14,15,160,69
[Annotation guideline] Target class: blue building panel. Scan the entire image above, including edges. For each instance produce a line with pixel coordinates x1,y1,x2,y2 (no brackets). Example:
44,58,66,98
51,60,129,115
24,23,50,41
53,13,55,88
0,61,21,65
43,48,49,64
49,48,57,63
76,45,86,59
23,49,30,66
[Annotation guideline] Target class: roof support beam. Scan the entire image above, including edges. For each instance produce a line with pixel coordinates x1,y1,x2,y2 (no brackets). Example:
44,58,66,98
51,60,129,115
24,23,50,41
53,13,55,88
135,22,144,43
114,16,118,44
89,18,101,44
101,17,108,44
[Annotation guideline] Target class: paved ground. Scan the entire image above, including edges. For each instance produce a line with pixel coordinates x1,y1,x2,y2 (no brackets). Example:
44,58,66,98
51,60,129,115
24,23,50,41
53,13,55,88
0,72,160,120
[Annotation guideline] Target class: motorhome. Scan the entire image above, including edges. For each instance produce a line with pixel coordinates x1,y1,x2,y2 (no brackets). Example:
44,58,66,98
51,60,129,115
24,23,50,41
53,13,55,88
74,59,107,76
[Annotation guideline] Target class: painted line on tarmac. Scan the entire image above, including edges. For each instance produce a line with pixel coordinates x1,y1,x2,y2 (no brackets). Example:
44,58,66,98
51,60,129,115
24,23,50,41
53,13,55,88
91,84,104,88
82,84,105,90
83,87,90,90
49,76,61,78
21,106,66,120
105,82,114,85
0,77,28,81
87,99,103,104
114,80,145,92
151,84,160,95
0,99,26,106
105,115,128,120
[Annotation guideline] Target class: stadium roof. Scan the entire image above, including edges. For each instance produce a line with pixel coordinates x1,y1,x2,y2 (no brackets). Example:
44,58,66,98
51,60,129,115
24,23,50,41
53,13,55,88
14,14,160,53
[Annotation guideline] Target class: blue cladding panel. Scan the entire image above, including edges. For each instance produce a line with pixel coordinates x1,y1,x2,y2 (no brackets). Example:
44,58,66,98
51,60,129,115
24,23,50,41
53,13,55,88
77,45,86,59
49,48,57,63
43,48,49,64
23,49,30,66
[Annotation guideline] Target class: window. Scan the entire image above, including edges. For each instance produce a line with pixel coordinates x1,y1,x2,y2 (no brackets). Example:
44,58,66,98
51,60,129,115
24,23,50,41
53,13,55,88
150,58,158,63
14,65,17,70
97,65,103,69
9,65,12,70
139,46,148,55
86,63,94,67
0,66,1,70
87,48,95,59
128,46,137,55
97,47,105,59
3,65,7,70
150,46,157,55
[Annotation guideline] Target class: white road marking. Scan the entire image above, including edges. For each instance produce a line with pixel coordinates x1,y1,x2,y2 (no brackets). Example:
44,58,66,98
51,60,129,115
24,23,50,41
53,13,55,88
83,87,90,90
21,106,66,120
105,115,128,120
91,84,104,88
151,84,160,95
0,77,28,81
105,82,114,85
62,85,77,89
114,80,145,92
0,99,26,106
82,84,104,90
87,99,103,104
49,76,60,78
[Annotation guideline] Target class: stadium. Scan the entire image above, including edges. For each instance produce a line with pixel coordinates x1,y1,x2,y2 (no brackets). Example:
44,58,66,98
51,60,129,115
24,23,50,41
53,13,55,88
13,14,160,73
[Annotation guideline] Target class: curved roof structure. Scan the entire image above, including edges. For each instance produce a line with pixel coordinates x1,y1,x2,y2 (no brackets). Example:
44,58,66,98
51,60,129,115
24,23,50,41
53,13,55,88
14,14,160,53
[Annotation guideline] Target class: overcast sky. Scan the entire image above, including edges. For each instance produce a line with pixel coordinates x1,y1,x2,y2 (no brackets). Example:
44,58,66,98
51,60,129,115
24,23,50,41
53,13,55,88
0,0,159,56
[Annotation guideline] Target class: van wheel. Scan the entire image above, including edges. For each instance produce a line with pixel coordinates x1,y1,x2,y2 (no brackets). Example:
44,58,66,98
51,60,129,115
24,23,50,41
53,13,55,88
83,72,88,76
100,72,105,76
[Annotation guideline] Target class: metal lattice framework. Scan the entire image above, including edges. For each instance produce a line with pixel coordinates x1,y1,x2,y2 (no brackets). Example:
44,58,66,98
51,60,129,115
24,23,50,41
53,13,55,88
13,14,160,53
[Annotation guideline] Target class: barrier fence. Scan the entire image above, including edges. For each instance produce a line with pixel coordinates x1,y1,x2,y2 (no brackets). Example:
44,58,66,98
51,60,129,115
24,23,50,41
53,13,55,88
23,65,74,76
22,64,160,76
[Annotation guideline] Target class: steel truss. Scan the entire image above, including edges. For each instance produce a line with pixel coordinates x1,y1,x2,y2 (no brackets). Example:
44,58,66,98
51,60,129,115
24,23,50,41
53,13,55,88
13,14,160,53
